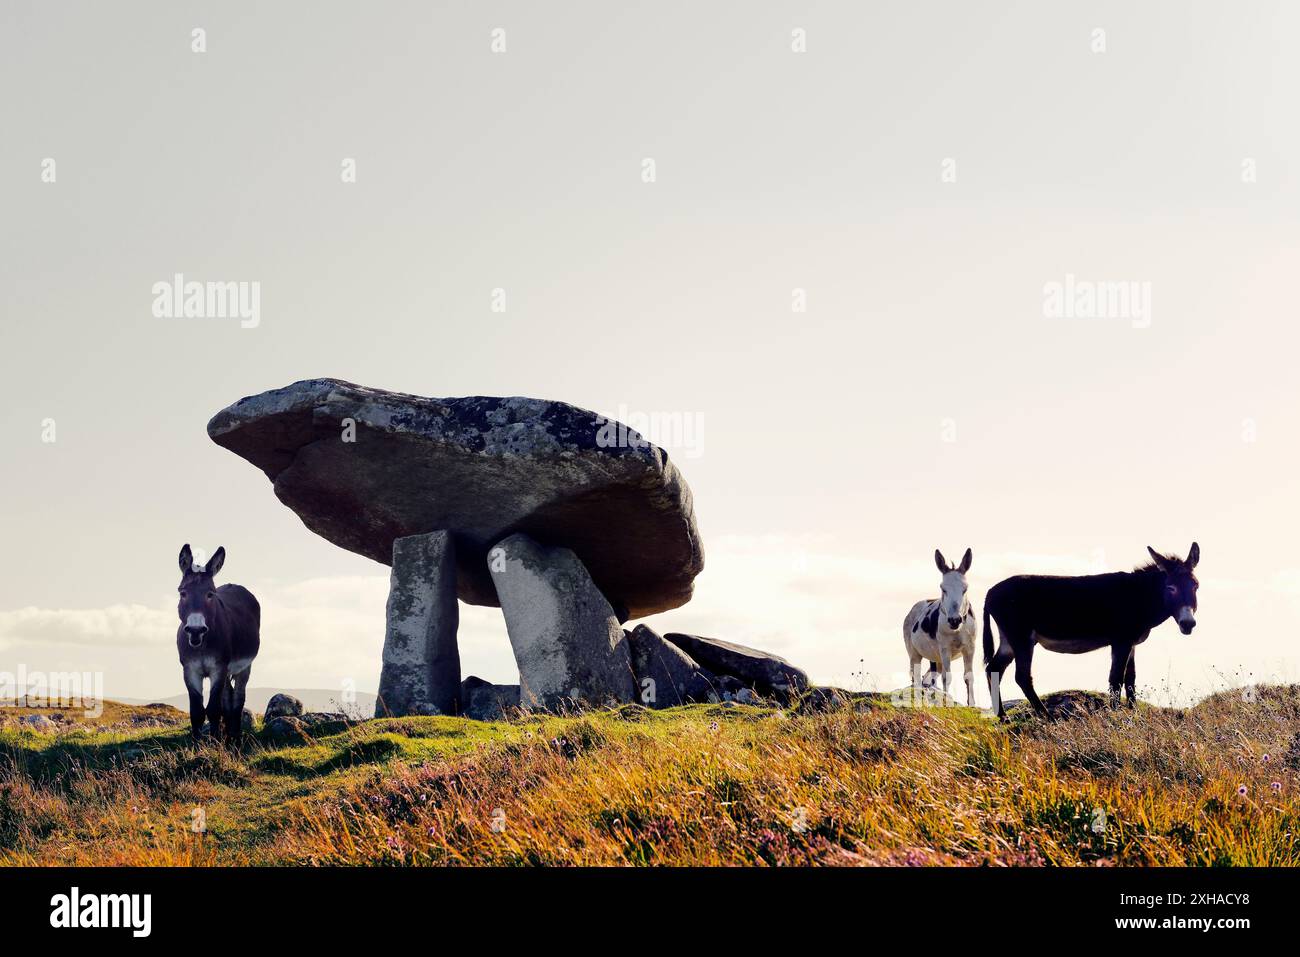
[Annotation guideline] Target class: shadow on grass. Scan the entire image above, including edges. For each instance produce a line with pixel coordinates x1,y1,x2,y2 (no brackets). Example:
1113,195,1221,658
252,736,405,779
0,726,252,798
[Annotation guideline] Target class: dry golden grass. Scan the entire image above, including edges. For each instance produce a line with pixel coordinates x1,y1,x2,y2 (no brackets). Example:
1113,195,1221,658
2,686,1298,865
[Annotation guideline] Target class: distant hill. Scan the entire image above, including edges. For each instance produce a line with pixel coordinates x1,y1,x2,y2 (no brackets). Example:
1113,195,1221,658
117,687,377,716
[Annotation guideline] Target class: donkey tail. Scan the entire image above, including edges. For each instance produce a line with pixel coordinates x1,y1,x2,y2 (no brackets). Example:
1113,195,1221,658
982,601,995,666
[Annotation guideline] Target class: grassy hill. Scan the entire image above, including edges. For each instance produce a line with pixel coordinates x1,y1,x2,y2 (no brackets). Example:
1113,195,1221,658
1,686,1297,865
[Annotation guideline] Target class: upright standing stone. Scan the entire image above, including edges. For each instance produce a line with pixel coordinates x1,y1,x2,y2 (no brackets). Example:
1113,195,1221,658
376,531,461,717
488,533,637,711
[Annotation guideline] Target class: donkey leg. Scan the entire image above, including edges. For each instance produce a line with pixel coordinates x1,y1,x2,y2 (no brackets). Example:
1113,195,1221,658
205,666,228,735
963,649,976,707
908,646,924,689
1108,644,1133,709
986,641,1014,718
236,672,251,730
227,669,251,742
1014,645,1049,719
939,648,953,701
1124,654,1137,708
219,675,237,742
184,667,205,739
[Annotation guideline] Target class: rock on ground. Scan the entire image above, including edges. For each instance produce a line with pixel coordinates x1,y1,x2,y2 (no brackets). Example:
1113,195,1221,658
262,715,307,742
264,693,303,718
207,378,704,618
794,687,850,714
1003,690,1112,720
460,676,521,721
376,531,461,717
663,633,809,699
711,674,744,702
261,712,349,742
625,624,716,707
489,533,638,711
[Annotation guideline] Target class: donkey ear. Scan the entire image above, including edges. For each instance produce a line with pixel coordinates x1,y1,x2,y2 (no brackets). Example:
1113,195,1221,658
207,546,226,577
1186,542,1200,568
934,549,949,573
958,548,972,574
179,544,193,574
1146,546,1169,571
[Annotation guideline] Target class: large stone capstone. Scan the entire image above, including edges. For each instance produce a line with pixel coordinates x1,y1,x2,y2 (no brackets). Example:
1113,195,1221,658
207,378,704,619
376,531,461,717
489,533,637,711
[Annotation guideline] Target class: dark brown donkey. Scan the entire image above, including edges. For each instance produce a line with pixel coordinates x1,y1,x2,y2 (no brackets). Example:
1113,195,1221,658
984,543,1200,718
176,544,260,741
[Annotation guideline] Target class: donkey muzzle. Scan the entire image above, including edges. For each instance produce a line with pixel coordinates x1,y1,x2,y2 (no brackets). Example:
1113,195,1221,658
947,616,962,629
184,626,208,647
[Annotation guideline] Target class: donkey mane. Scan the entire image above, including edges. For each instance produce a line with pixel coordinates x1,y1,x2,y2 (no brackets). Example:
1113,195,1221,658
1132,552,1182,574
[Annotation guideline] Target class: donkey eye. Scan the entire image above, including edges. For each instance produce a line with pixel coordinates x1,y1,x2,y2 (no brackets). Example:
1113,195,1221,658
179,590,187,598
206,591,215,600
1166,585,1178,595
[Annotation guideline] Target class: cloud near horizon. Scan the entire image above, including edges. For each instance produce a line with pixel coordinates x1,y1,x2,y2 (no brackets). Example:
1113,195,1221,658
0,537,1291,704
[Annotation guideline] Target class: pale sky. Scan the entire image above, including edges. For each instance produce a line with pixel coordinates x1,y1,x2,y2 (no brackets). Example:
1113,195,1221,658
2,2,1299,706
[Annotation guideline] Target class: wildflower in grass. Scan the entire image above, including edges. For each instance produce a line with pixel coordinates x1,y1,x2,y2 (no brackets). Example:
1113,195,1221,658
1237,785,1248,797
1271,781,1282,792
709,721,720,731
1262,753,1271,763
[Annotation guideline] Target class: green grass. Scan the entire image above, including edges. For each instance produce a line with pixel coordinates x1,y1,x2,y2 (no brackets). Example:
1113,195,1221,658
1,688,1297,865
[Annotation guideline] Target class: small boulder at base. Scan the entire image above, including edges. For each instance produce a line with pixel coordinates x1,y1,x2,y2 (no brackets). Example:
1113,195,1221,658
263,715,308,742
625,624,716,707
794,687,850,714
264,693,304,719
300,712,350,734
461,676,521,721
664,633,809,699
710,674,744,702
489,532,638,711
